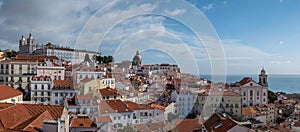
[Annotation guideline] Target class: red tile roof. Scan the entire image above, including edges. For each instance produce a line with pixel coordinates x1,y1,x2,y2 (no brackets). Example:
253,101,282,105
0,85,23,100
22,110,54,131
80,78,95,83
0,103,13,110
16,55,59,60
98,100,133,114
173,118,203,131
71,117,97,128
53,80,73,87
0,103,64,131
242,108,256,116
123,101,153,110
75,94,94,100
239,77,253,86
96,116,112,123
98,88,119,96
204,113,238,132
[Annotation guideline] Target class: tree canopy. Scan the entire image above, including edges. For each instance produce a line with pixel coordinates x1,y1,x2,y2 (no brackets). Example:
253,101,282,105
96,55,114,64
268,90,278,103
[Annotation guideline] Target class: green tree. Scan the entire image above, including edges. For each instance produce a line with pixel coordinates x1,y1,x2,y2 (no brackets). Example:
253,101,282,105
96,55,114,64
268,90,277,103
5,50,19,59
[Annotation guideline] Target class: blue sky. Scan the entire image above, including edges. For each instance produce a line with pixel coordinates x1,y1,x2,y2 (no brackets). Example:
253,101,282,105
0,0,299,75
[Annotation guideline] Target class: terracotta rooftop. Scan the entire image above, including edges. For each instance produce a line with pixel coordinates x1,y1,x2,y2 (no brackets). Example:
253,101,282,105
0,85,23,100
239,77,253,86
204,113,238,132
242,108,256,116
0,103,13,110
173,118,203,132
123,101,153,110
53,80,73,87
16,55,59,60
71,117,97,128
0,103,64,131
96,116,112,123
98,100,133,114
80,78,95,83
98,88,119,96
75,94,94,100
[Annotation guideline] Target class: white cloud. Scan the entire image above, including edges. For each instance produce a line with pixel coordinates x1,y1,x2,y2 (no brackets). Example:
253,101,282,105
164,9,186,16
279,40,284,45
202,3,213,11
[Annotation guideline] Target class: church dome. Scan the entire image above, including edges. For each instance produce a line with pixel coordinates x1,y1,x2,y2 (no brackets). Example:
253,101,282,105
29,33,34,40
21,35,26,41
133,50,142,62
132,50,142,66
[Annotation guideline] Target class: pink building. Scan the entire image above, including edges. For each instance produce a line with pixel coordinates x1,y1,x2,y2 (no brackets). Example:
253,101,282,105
37,60,65,80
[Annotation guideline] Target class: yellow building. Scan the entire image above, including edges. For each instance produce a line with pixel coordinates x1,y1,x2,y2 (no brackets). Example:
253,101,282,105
0,84,23,103
79,78,107,95
266,104,275,124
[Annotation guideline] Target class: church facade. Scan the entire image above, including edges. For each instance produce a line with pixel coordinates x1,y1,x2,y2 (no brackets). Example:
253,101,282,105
19,33,38,55
18,33,99,64
229,68,269,107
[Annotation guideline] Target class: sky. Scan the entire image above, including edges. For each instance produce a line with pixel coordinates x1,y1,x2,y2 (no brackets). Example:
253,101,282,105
0,0,299,75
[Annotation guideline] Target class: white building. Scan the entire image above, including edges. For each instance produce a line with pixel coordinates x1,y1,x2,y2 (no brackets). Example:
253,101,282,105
37,60,65,81
151,64,179,74
51,80,80,105
175,90,196,118
98,100,164,129
0,59,37,90
75,66,106,84
67,94,98,115
35,42,99,64
229,68,268,107
102,78,116,89
31,76,52,104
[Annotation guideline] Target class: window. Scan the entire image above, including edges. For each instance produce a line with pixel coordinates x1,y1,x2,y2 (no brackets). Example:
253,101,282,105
48,84,51,90
35,85,37,90
54,76,57,80
41,85,44,90
58,76,61,80
250,90,253,96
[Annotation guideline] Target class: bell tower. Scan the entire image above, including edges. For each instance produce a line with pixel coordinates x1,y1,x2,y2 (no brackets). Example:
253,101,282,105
259,67,268,86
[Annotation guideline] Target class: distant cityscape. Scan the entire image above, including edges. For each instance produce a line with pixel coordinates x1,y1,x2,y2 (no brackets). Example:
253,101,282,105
0,33,300,132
